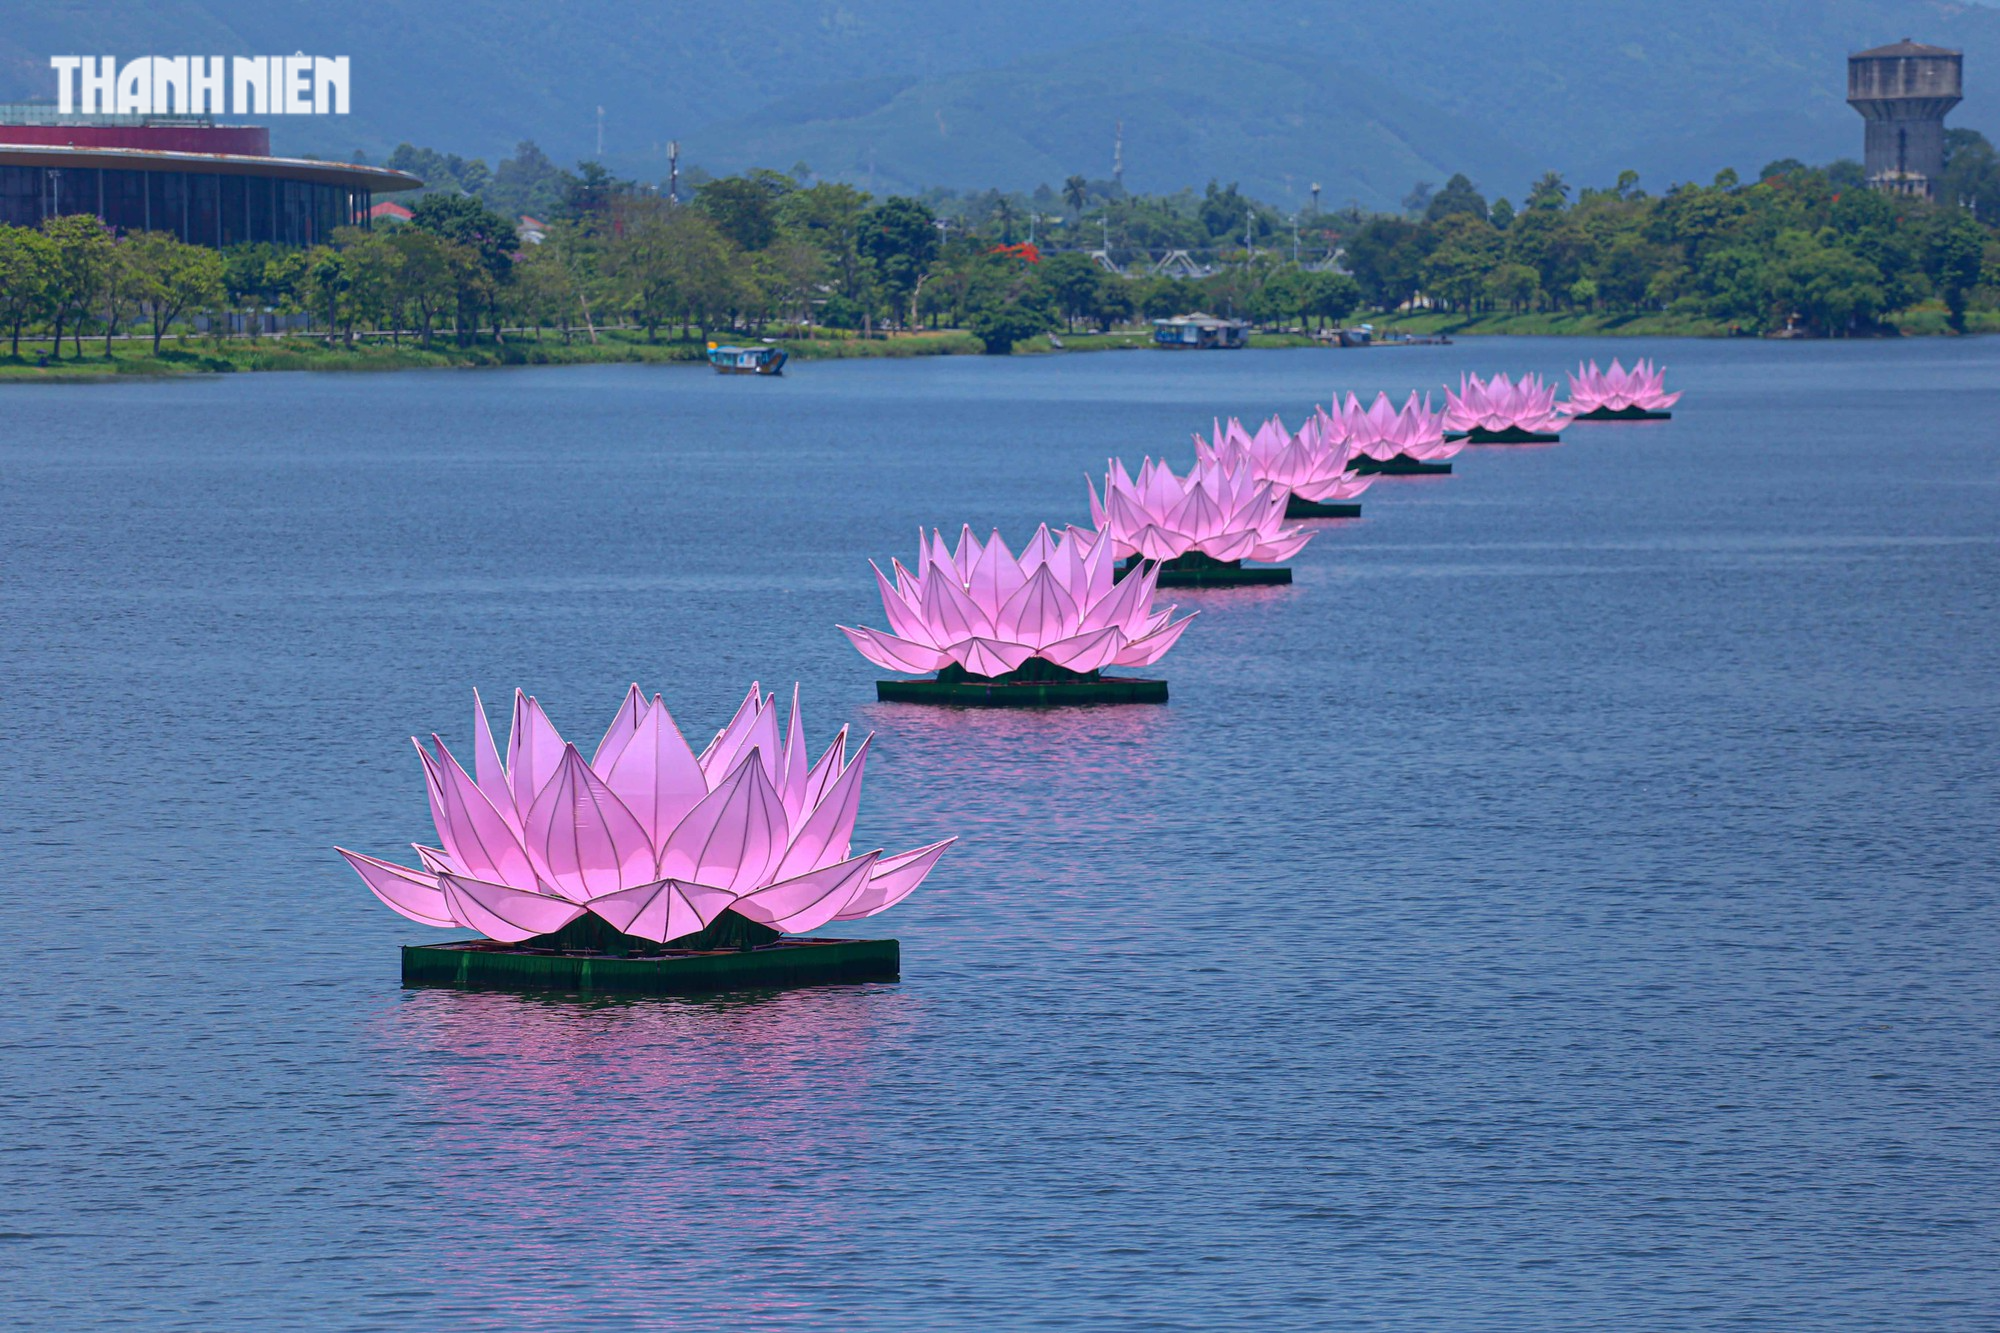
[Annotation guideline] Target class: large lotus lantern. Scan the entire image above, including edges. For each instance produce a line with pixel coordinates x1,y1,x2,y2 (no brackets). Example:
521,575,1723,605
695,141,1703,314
842,523,1193,704
1443,372,1570,443
1566,358,1680,420
1199,412,1373,518
1344,391,1459,475
341,685,951,990
1089,455,1310,586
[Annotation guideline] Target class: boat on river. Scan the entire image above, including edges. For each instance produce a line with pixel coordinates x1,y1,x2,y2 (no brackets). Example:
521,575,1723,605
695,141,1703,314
707,342,788,375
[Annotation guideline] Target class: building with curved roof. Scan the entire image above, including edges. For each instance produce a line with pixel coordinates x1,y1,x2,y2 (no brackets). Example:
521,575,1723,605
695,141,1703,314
0,110,422,246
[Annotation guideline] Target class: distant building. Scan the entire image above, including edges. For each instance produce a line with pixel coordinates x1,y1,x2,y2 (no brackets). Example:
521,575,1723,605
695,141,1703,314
1847,39,1963,198
1152,313,1249,349
367,200,413,224
517,214,547,244
0,103,421,245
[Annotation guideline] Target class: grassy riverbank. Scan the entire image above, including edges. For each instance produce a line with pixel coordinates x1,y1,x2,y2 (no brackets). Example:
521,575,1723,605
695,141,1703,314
0,328,995,380
0,310,1984,380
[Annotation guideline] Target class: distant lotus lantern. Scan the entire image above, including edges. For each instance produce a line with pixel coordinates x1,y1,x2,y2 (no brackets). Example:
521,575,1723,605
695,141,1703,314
1090,455,1311,585
337,685,952,945
1343,391,1458,473
1199,412,1373,517
842,523,1194,703
1443,372,1570,442
1566,358,1680,420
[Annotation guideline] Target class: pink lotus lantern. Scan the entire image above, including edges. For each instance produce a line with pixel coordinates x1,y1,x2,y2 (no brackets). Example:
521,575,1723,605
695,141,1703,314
1089,455,1311,586
338,685,952,979
842,523,1193,704
1344,391,1459,475
1443,372,1570,443
1566,358,1680,420
1199,412,1374,518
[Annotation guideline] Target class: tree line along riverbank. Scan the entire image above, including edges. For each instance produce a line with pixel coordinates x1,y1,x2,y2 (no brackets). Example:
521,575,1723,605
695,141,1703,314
3,139,1996,379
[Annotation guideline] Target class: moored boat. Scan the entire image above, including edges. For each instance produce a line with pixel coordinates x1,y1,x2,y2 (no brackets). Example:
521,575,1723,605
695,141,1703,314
707,342,787,375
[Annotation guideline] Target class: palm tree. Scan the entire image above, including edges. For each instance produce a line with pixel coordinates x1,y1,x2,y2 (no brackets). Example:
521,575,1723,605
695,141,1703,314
992,196,1018,243
1528,170,1570,211
1063,175,1089,218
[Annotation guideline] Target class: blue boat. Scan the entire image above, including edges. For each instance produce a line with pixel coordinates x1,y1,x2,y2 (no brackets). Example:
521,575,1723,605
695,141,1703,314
707,342,788,375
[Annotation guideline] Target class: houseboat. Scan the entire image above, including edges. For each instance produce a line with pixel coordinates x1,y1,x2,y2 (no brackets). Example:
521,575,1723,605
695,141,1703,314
707,342,788,375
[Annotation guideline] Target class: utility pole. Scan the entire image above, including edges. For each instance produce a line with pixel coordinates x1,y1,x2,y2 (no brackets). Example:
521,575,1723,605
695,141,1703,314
668,140,680,205
595,106,605,159
1113,120,1124,191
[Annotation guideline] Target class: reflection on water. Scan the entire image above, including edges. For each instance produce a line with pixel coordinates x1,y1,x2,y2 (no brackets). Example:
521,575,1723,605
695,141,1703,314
380,984,913,1328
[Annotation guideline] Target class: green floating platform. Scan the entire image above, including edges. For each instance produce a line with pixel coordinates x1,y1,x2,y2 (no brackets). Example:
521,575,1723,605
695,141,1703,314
1120,554,1292,587
878,658,1166,706
1350,455,1451,476
403,936,899,994
1464,426,1562,444
1573,406,1671,421
1285,497,1362,519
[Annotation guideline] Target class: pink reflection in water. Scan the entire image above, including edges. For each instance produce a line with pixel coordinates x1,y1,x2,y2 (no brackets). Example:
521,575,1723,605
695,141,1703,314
375,984,913,1327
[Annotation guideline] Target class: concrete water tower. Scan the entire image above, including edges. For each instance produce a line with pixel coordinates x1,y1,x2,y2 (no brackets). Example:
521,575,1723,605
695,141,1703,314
1847,39,1963,197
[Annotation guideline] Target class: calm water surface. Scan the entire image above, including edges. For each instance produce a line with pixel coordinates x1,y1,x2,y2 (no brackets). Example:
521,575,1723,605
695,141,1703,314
2,339,1996,1331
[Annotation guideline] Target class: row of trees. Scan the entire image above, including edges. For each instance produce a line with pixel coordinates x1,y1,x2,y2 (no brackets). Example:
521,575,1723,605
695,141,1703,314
1341,150,2000,334
4,137,1998,359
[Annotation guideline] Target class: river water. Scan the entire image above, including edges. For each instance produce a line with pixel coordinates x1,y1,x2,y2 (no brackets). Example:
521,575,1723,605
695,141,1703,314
2,338,1995,1330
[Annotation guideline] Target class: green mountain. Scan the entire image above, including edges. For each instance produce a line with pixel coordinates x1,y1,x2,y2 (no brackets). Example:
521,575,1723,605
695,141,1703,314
4,1,1998,207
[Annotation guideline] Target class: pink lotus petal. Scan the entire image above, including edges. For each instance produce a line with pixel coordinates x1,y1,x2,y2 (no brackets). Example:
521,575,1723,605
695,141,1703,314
955,636,1038,678
702,687,780,787
656,753,790,891
731,851,880,935
421,737,538,889
1039,624,1127,672
995,565,1080,649
779,684,810,821
524,745,657,902
1113,610,1197,667
601,695,708,847
840,625,955,674
966,529,1028,615
586,878,738,944
774,734,872,879
697,684,762,771
337,848,456,927
871,562,937,644
591,682,649,773
918,566,993,642
834,838,955,919
471,688,517,826
798,726,849,826
506,691,568,811
439,873,585,944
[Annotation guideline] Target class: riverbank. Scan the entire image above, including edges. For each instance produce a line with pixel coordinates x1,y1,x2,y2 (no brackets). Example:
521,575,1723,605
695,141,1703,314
1371,299,2000,339
0,310,1982,380
0,329,991,380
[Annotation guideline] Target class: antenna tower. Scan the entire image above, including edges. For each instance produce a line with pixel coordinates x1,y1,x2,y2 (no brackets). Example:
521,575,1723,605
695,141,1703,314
1113,120,1124,189
668,140,680,204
